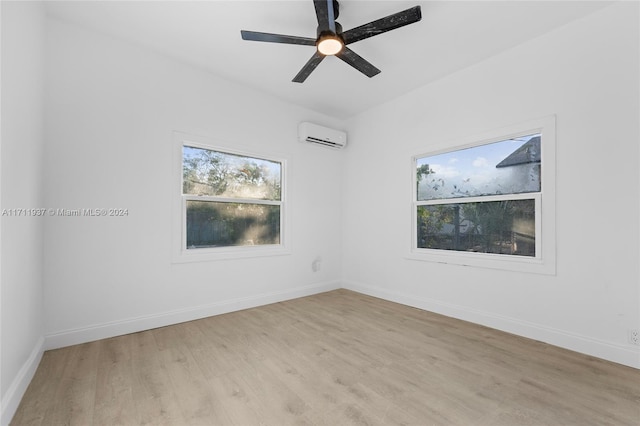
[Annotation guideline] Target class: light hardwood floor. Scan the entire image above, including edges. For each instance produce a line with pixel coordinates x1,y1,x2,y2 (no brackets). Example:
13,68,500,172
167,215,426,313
11,289,640,425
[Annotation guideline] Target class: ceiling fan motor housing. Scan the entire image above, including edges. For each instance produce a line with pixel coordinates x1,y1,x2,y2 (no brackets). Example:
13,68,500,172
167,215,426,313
317,21,343,39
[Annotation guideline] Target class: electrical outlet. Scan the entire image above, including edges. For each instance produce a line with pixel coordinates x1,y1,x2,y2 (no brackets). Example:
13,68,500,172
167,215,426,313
312,256,322,272
629,329,640,346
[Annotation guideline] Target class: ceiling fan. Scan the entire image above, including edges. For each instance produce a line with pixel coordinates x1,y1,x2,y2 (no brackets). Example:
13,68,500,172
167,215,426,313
240,0,422,83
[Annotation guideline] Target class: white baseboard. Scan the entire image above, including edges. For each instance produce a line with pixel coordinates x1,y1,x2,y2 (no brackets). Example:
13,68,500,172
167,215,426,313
45,281,340,350
1,336,44,426
343,280,640,370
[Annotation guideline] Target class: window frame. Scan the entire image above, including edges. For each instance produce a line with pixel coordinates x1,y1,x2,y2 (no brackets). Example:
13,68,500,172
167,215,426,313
408,116,556,274
172,132,290,263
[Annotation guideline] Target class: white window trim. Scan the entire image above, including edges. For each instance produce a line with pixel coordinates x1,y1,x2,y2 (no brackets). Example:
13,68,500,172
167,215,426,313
172,131,290,263
407,116,556,275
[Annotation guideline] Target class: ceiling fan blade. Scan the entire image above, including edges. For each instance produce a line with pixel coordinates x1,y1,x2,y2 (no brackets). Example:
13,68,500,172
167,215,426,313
342,6,422,45
293,51,325,83
335,47,381,78
241,30,316,46
314,0,338,33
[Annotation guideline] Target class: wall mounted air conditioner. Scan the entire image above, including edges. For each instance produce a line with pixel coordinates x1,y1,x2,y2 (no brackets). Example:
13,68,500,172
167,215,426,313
298,122,347,149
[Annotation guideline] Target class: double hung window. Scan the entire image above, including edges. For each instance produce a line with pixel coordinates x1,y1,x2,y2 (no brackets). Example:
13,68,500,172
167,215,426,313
411,117,555,274
174,133,287,261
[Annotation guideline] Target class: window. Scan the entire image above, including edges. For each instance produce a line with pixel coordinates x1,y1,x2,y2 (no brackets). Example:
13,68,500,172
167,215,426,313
173,132,288,262
410,117,556,274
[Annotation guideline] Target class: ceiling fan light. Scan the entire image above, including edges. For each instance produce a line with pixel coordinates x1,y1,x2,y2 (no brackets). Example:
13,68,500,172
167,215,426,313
317,35,343,56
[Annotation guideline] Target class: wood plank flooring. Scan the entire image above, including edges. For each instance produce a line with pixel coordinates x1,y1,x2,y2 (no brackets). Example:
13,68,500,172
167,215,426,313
10,289,640,425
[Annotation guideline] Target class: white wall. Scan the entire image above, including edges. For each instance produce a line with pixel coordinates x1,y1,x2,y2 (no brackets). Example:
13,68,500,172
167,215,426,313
0,2,46,424
342,2,640,368
42,17,345,348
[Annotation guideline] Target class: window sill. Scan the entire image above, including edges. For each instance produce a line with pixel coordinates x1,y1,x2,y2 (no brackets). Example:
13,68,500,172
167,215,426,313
405,249,556,275
172,245,291,263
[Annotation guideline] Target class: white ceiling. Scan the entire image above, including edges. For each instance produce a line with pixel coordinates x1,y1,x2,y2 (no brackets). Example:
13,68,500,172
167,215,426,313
45,0,612,119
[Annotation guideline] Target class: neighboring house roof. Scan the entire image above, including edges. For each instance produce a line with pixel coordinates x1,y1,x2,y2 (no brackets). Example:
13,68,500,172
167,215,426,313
496,136,541,168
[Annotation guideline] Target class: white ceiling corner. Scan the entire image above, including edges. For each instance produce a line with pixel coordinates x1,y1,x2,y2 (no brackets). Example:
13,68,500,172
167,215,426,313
44,0,613,118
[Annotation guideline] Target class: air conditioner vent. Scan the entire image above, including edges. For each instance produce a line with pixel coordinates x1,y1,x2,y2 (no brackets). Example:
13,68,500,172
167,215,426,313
298,122,347,149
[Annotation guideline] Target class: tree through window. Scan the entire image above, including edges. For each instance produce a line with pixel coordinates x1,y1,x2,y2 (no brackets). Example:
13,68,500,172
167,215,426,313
182,145,283,249
414,133,541,258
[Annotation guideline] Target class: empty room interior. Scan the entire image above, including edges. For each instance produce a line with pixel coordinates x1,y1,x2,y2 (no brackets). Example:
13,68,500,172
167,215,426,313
1,1,639,425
